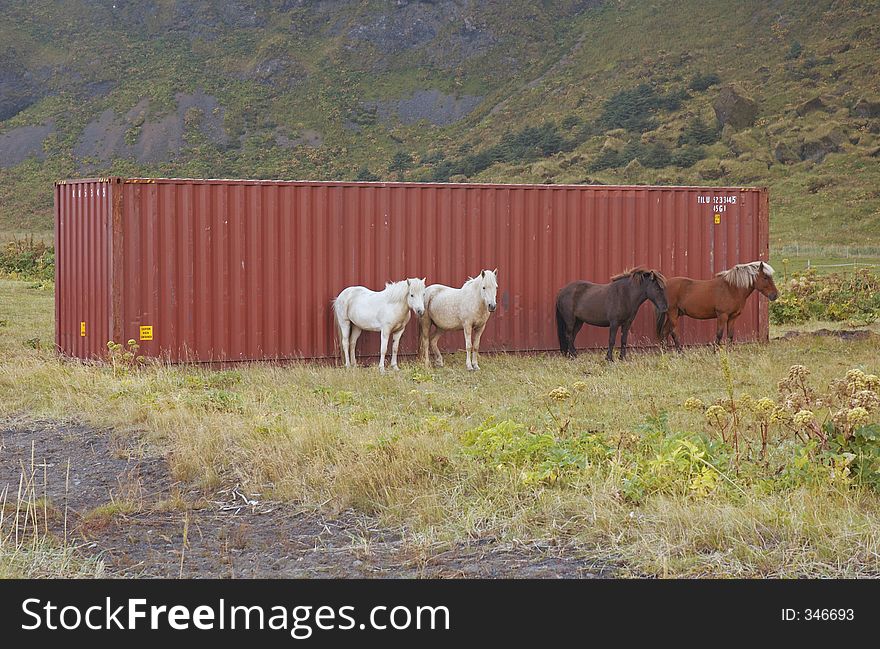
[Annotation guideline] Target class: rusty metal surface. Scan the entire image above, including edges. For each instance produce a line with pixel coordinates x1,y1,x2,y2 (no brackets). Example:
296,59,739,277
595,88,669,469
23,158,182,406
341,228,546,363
55,179,115,359
55,178,769,362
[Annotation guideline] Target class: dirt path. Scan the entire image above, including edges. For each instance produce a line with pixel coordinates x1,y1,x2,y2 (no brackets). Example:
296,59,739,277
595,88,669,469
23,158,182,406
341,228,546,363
0,420,613,578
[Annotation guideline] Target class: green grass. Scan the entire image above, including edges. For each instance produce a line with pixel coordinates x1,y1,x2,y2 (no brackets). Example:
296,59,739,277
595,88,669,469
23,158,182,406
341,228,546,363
2,278,879,577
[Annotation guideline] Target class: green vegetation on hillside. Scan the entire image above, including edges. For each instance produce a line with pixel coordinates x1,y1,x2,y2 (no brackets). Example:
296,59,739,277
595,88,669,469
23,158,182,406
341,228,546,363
0,0,878,252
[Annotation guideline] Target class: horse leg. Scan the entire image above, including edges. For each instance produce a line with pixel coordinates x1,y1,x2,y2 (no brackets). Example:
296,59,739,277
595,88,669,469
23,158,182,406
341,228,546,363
619,321,631,361
715,314,729,348
378,329,390,373
471,323,486,370
339,319,351,368
606,323,619,362
464,324,475,371
727,314,739,345
430,329,444,367
420,316,432,368
568,319,584,358
666,311,683,353
390,327,405,371
349,326,362,367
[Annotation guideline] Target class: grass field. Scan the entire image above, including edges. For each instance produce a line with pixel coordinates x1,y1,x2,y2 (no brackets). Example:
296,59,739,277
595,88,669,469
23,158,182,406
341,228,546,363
1,278,880,577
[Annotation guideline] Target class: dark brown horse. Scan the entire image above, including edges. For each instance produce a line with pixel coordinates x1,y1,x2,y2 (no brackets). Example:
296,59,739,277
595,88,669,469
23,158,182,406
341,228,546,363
656,261,778,350
556,268,668,361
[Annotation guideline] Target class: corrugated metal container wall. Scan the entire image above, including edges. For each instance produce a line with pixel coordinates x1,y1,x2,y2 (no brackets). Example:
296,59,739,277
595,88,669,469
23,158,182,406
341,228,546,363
55,178,769,362
55,179,115,359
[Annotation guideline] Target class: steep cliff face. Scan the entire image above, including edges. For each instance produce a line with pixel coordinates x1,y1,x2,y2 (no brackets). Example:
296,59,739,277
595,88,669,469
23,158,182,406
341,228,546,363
0,0,878,247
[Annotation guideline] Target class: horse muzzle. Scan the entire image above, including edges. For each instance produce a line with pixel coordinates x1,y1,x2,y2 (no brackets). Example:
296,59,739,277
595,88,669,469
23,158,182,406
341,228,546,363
416,308,425,317
488,304,497,312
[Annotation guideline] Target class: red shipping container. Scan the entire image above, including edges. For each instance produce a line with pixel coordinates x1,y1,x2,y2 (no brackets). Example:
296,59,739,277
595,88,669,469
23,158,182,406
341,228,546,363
54,178,769,362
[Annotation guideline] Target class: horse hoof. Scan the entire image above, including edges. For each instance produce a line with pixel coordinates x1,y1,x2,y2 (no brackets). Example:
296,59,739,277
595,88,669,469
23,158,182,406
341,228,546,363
391,365,400,371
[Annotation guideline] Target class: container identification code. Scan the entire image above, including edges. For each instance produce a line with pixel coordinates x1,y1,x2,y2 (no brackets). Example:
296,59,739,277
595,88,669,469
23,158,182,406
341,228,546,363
698,194,737,213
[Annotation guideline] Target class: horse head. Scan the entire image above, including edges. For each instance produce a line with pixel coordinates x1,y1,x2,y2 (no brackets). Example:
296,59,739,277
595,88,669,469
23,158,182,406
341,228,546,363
638,269,668,312
480,269,499,312
406,278,427,316
754,262,778,301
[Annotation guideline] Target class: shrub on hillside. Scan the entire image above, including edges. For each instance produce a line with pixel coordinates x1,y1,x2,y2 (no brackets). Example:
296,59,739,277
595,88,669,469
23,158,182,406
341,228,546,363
588,140,675,171
598,84,687,133
429,120,587,181
356,166,380,181
678,117,721,146
670,145,706,168
688,72,721,92
388,151,413,173
598,84,660,132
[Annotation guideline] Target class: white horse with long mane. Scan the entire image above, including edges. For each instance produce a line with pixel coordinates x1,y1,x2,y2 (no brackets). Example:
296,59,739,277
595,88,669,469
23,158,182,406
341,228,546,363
334,278,426,372
419,269,498,370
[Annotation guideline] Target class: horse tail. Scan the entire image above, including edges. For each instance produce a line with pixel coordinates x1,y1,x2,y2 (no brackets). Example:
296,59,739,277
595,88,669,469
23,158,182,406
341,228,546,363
332,296,345,364
556,299,570,355
655,307,667,340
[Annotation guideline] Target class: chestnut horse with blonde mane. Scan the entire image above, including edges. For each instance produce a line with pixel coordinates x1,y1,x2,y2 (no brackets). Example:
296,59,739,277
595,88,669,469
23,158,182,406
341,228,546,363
656,261,778,350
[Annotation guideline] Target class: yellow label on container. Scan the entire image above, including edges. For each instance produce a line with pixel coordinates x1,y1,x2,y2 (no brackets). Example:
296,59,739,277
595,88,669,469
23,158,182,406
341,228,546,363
139,325,153,341
714,213,721,224
80,321,86,337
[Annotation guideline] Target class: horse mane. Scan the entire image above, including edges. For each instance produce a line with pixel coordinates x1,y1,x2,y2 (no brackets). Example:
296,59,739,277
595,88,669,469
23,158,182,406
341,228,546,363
383,280,410,301
611,266,667,287
716,261,775,288
463,270,498,289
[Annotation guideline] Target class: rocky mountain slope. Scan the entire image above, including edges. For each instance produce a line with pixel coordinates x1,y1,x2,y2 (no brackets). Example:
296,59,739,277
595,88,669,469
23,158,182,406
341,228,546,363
0,0,878,249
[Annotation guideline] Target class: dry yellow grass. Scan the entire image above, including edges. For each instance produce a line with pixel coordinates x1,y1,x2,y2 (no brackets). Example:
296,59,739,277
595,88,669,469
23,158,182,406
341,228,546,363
1,279,879,577
0,422,105,578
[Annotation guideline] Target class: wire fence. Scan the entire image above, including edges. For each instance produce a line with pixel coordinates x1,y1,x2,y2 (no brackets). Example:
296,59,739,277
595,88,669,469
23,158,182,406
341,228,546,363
773,243,880,274
774,243,880,259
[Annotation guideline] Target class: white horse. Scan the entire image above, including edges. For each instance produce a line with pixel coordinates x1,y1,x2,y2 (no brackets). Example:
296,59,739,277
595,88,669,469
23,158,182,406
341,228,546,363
334,278,427,372
419,269,498,371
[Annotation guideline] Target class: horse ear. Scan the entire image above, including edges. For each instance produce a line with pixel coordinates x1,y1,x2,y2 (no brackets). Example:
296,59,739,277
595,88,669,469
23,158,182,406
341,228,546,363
481,270,485,277
422,277,426,284
493,267,498,277
406,278,411,286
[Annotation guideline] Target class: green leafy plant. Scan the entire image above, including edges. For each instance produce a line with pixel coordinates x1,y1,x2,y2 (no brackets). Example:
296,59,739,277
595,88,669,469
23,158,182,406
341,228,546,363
619,412,734,503
770,268,880,324
461,417,611,486
106,339,146,376
0,238,54,282
691,364,880,493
